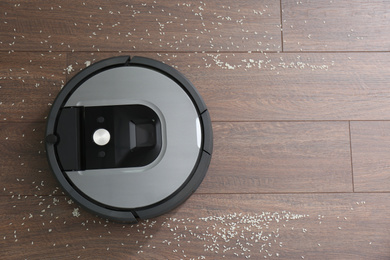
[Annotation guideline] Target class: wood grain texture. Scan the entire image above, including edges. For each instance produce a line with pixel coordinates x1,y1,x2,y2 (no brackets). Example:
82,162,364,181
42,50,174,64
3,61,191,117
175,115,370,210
67,52,390,121
0,123,58,196
0,52,66,122
0,0,281,52
199,121,352,193
1,194,389,260
1,1,390,259
282,0,390,51
351,121,390,192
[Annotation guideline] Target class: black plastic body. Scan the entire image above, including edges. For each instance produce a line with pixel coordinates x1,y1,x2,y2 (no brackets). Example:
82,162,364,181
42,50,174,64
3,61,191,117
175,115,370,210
56,107,81,170
45,56,213,223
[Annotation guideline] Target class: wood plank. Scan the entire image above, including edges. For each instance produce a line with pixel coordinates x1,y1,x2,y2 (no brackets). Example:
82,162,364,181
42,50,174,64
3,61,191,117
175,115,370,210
0,0,281,52
1,193,389,259
282,0,390,51
5,52,390,122
199,121,352,193
0,121,352,195
0,52,66,122
0,123,59,196
351,121,390,192
68,52,390,121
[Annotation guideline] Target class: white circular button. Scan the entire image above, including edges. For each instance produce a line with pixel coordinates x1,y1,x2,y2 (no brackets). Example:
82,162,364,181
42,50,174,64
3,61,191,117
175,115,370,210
93,128,110,146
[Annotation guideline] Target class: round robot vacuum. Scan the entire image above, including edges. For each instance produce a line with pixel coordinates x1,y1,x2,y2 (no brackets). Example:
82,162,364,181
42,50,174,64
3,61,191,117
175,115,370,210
45,56,213,222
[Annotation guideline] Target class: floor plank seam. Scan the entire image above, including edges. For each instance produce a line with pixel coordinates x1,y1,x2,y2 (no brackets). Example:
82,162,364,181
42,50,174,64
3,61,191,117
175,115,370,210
280,0,284,52
3,50,390,54
3,192,390,197
348,121,355,192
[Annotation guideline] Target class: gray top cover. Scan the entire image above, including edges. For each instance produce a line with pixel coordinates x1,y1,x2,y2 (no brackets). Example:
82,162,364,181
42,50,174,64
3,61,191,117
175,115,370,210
64,66,202,208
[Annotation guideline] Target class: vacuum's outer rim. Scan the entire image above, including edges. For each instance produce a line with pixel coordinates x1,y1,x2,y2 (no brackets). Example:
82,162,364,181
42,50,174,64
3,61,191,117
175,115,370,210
45,56,213,223
47,55,131,133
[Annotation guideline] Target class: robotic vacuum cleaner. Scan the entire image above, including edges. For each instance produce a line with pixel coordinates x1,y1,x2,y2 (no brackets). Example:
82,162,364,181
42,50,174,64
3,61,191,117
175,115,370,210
45,56,213,222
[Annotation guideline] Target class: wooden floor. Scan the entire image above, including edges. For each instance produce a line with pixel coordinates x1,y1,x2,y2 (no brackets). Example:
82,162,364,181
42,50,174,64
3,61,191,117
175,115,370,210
1,1,390,259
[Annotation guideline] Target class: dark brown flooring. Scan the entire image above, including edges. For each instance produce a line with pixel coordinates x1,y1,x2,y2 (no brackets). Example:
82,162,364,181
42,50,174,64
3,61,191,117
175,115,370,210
1,1,390,259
